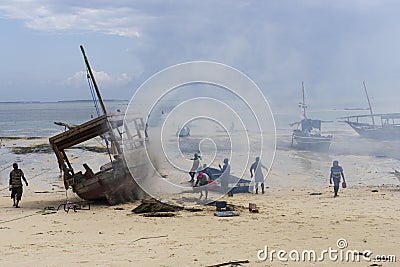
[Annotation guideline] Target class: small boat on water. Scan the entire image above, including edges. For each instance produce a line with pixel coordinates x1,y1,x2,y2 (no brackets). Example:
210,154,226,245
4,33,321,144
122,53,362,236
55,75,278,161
392,169,400,182
291,82,332,151
176,126,190,137
49,46,148,204
339,82,400,140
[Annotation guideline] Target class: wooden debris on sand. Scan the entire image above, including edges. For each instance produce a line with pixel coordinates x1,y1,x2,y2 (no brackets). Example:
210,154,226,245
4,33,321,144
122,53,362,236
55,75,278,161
132,198,184,214
206,259,249,267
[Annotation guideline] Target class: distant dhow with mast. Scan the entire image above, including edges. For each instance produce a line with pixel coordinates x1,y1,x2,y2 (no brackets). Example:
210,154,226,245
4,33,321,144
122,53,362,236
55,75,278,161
290,82,332,151
340,82,400,140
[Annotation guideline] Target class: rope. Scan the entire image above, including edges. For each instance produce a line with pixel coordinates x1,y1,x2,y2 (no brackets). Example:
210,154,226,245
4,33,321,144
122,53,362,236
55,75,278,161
0,149,40,173
0,169,52,192
85,69,112,162
0,213,38,225
86,69,101,117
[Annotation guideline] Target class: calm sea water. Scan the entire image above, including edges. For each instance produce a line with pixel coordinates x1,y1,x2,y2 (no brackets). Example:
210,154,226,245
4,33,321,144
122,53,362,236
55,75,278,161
0,100,399,187
0,101,128,137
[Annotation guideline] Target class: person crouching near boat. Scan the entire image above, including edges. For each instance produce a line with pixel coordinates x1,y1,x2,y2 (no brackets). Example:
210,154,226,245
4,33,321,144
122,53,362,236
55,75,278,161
329,160,345,198
9,163,28,208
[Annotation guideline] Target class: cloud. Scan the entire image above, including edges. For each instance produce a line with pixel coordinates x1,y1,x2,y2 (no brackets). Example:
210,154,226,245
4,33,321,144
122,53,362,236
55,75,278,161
1,0,400,105
0,0,156,37
66,70,133,89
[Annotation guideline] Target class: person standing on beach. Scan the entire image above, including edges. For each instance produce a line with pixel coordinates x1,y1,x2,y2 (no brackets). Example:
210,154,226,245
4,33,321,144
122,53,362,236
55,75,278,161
188,153,201,183
219,158,231,194
9,163,28,208
250,157,268,194
330,160,345,198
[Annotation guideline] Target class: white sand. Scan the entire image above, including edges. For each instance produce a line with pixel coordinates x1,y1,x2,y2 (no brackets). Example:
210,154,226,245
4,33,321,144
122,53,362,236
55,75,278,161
0,137,399,266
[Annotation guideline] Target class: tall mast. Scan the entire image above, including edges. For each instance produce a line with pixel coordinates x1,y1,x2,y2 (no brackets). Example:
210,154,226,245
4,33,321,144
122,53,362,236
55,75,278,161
80,45,122,155
363,81,375,126
302,81,307,119
80,45,107,115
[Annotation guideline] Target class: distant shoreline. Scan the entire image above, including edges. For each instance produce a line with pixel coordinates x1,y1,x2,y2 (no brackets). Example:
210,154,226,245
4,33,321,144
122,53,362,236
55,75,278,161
0,99,128,104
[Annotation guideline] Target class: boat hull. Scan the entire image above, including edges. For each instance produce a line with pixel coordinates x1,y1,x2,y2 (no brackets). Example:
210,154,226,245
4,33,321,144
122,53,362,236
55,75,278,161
346,122,400,140
291,133,332,151
70,167,146,205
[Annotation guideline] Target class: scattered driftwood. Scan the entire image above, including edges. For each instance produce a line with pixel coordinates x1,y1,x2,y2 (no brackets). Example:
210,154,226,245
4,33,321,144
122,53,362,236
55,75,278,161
129,234,168,244
184,207,203,212
132,198,184,214
142,212,175,217
206,259,249,267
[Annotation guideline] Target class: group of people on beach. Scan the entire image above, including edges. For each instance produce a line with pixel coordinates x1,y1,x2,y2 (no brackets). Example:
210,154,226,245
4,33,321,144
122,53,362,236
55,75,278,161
187,153,270,199
7,155,345,208
187,152,346,199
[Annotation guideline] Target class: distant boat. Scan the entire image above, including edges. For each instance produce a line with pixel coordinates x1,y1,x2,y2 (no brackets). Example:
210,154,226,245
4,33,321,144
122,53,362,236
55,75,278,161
291,82,332,151
176,126,190,137
339,82,400,140
394,169,400,182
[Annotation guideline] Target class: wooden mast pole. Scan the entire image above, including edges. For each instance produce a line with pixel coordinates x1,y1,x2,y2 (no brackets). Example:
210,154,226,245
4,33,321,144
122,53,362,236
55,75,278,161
363,81,375,126
80,45,107,115
302,81,307,119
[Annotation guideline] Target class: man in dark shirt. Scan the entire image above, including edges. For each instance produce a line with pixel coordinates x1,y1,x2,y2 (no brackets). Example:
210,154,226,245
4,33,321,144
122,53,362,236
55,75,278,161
330,160,345,198
9,163,28,208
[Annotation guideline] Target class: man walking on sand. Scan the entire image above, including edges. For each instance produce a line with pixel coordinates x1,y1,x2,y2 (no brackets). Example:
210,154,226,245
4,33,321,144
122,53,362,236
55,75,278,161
330,160,345,198
9,163,28,208
250,157,268,194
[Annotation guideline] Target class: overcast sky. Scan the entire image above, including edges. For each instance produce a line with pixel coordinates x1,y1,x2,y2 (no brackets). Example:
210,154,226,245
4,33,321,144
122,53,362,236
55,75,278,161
1,0,399,110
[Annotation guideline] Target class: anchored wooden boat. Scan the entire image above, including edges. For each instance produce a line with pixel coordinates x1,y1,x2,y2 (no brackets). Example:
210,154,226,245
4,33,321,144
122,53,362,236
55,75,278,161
291,82,332,151
340,82,400,140
49,46,148,204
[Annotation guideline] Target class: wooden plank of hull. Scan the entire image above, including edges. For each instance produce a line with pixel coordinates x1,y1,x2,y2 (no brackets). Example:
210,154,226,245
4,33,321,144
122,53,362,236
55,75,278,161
49,115,109,150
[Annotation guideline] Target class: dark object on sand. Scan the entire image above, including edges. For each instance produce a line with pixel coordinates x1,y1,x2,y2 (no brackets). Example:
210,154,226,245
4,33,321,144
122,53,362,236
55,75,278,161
248,203,259,213
207,167,251,194
371,189,379,193
57,201,91,213
130,235,168,244
215,201,227,211
49,46,148,205
309,192,322,195
214,211,240,217
291,82,332,151
132,199,184,214
206,260,249,267
142,212,176,217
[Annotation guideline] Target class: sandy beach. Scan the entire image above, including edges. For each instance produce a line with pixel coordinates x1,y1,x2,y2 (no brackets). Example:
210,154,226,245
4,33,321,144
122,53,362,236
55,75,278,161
1,136,399,266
